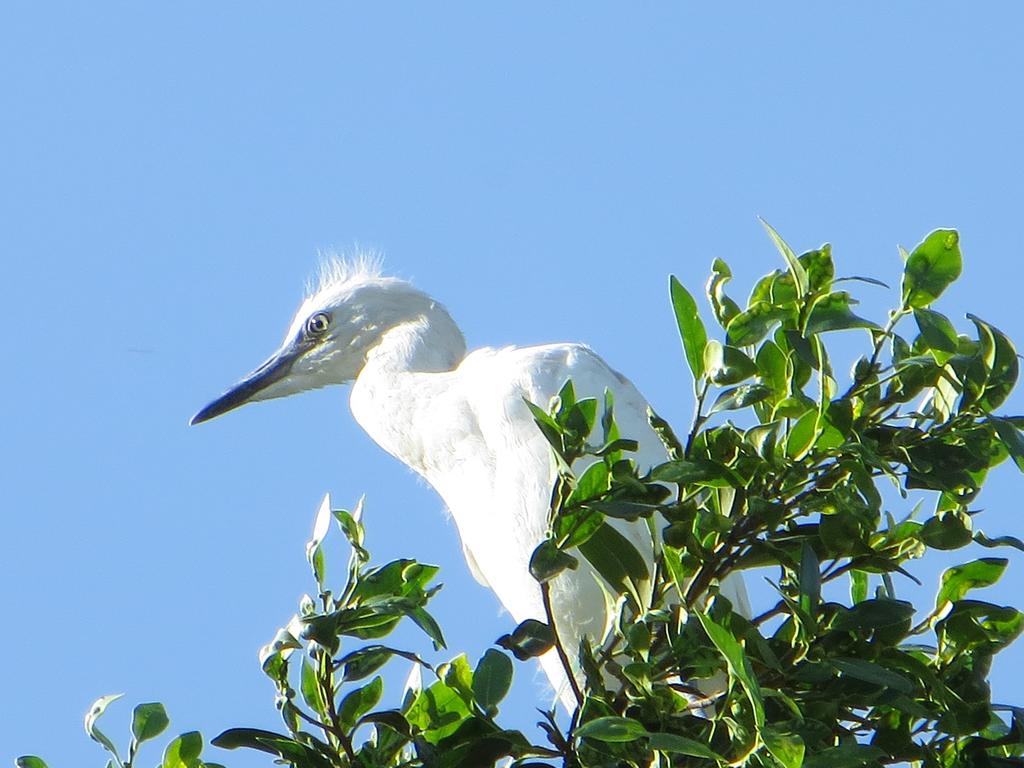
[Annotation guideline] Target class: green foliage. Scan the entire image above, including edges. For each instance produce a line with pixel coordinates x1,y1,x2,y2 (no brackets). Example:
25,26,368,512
29,226,1024,767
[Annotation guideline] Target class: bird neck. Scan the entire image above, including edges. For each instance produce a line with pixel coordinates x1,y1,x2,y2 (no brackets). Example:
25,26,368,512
360,302,467,376
349,304,466,472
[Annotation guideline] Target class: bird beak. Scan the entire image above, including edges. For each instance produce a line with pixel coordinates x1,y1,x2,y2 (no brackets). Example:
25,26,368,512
190,343,303,426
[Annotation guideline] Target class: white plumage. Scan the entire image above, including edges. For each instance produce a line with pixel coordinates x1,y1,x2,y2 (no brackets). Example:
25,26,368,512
192,258,748,709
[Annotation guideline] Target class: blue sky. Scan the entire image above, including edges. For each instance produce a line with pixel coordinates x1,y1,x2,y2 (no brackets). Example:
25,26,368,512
2,4,1023,765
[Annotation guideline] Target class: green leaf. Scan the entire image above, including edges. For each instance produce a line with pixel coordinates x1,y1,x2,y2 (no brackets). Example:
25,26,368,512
901,228,962,308
472,649,514,710
805,292,878,335
496,619,555,660
727,302,789,347
804,744,886,768
694,610,764,727
756,339,789,399
763,728,805,768
647,732,723,759
212,729,333,768
338,676,384,729
969,314,1020,410
339,645,395,682
650,458,732,487
761,219,809,297
707,257,741,328
937,558,1008,608
710,383,772,413
585,499,661,521
84,694,124,762
914,307,959,354
574,716,648,743
800,244,835,292
704,340,759,384
131,702,170,746
850,570,868,604
15,758,48,768
403,679,473,744
577,522,650,601
161,732,203,768
993,416,1024,471
670,276,708,382
785,410,818,458
920,511,973,550
529,539,579,582
410,607,446,650
798,542,820,616
832,658,914,693
974,532,1024,552
300,657,327,715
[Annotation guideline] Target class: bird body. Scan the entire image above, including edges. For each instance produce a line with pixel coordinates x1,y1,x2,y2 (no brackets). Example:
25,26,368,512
192,259,748,709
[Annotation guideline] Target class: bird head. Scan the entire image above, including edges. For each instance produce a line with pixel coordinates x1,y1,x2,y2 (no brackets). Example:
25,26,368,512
191,256,456,425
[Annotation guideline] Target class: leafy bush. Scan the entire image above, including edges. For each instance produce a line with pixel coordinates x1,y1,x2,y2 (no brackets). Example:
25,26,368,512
20,226,1024,767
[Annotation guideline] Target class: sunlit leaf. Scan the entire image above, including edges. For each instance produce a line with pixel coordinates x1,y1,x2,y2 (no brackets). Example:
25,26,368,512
670,276,708,382
937,558,1008,609
763,727,805,768
902,228,962,308
761,219,809,297
161,732,203,768
705,340,759,384
695,610,764,727
131,702,170,746
574,716,647,743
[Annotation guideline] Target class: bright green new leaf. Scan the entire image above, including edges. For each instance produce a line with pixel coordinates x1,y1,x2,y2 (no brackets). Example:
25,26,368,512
727,302,788,347
404,680,473,744
695,610,764,727
704,340,759,385
707,257,742,328
761,219,809,297
936,558,1008,609
763,727,805,768
161,732,203,768
574,716,648,743
647,732,723,759
850,570,869,604
15,758,48,768
670,275,708,382
902,229,962,308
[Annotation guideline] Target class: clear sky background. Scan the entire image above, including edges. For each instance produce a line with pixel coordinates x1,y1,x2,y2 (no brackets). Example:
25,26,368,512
3,4,1023,766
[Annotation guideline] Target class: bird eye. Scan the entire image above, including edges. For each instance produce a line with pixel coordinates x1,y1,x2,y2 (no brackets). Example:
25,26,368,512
306,312,331,336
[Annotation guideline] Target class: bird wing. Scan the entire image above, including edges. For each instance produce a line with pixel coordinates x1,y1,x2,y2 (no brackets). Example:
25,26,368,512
400,341,749,709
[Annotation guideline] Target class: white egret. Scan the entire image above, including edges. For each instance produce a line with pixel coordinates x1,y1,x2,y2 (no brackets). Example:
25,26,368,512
192,258,748,709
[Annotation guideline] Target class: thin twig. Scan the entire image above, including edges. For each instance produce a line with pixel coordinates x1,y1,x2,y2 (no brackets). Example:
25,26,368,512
684,379,710,459
541,581,584,709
